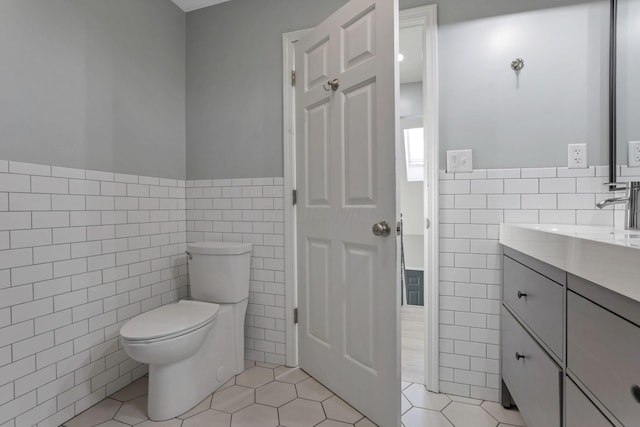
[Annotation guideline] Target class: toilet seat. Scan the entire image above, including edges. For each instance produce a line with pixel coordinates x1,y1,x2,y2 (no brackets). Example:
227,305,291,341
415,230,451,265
120,300,219,343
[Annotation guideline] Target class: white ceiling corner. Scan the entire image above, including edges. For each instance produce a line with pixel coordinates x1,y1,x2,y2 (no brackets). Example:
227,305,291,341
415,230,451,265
171,0,232,13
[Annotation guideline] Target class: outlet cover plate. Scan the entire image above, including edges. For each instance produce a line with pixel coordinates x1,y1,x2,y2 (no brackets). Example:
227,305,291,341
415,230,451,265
446,149,473,173
568,143,587,169
628,141,640,167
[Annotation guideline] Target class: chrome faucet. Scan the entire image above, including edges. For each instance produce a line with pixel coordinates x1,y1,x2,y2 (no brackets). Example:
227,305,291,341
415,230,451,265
597,181,640,230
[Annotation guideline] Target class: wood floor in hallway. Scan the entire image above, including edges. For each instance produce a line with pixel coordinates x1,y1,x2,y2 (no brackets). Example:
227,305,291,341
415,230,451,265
401,304,425,384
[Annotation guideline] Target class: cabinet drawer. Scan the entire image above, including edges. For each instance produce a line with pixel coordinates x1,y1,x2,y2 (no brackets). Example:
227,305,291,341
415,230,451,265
567,291,640,426
502,307,561,427
503,256,563,358
566,378,613,427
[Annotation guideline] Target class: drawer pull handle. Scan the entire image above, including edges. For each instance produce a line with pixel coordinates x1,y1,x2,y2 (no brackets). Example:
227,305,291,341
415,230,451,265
515,352,526,361
632,385,640,403
517,291,527,299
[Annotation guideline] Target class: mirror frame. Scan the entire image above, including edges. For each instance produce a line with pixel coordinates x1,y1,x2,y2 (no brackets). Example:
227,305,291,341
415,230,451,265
610,0,617,187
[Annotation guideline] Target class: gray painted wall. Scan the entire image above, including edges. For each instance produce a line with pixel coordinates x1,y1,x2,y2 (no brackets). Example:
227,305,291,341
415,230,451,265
432,0,609,170
186,0,348,179
400,83,424,119
0,0,186,179
405,0,609,170
186,0,609,178
0,0,611,179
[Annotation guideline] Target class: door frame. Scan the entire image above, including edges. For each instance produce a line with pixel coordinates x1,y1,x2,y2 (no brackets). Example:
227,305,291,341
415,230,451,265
401,4,440,392
282,28,311,367
282,5,440,391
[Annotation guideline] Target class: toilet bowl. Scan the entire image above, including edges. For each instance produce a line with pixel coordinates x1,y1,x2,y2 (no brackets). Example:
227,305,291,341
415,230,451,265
120,300,219,365
120,241,251,421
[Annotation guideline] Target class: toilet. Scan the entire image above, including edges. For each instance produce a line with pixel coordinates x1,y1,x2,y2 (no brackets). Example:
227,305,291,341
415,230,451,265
120,241,252,421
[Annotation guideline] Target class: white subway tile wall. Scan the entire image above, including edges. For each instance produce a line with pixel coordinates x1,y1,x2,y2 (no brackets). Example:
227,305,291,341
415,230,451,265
2,159,637,425
0,161,188,427
437,165,635,401
185,178,286,366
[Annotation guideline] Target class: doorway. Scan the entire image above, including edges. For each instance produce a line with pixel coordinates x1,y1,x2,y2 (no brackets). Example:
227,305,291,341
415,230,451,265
281,0,439,413
399,17,426,385
398,5,439,390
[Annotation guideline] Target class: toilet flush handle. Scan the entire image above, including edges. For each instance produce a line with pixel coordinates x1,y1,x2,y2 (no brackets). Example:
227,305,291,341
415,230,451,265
185,250,192,260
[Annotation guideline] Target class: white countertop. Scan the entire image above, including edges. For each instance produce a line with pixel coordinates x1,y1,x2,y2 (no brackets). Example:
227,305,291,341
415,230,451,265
499,224,640,303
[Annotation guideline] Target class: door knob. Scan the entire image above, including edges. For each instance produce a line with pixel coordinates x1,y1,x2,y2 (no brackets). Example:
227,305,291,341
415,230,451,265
372,221,391,237
323,79,340,91
632,385,640,403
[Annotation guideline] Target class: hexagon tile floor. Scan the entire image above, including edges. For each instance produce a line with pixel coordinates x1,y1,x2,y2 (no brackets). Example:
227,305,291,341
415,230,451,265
400,381,525,427
61,361,525,427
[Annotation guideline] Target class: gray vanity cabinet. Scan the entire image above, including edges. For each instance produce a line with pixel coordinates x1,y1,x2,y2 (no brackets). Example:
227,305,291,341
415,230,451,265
502,248,563,427
503,255,563,359
502,307,562,427
502,248,640,427
567,276,640,427
565,378,612,427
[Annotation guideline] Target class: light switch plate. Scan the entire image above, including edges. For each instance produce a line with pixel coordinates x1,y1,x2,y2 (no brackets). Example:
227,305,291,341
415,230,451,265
568,143,587,169
446,149,473,173
628,141,640,167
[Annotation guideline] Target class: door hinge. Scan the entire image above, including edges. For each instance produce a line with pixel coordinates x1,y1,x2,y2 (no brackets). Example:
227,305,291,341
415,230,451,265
291,70,296,86
292,189,297,206
294,308,298,324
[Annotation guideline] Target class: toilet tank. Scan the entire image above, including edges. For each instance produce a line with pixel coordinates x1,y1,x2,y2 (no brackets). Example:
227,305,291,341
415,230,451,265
187,242,252,303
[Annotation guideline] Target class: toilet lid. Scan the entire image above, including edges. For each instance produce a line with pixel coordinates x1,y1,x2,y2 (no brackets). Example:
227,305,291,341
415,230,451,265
120,300,219,341
187,241,252,255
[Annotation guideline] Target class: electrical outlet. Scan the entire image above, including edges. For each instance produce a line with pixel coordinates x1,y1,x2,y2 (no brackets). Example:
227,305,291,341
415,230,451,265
568,143,587,169
446,149,473,173
628,141,640,167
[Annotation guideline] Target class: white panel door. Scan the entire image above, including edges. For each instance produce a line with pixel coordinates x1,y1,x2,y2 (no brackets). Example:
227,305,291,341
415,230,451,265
295,0,399,425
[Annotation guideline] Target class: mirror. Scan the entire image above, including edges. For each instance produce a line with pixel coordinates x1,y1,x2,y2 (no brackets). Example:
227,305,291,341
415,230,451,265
614,0,640,184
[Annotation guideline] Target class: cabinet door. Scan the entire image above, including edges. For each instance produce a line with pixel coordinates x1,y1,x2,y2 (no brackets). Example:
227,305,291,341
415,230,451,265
566,378,613,427
503,256,563,359
502,307,561,427
567,291,640,426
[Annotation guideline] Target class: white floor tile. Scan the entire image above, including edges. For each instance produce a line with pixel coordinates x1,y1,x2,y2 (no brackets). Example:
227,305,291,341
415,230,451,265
481,401,525,426
209,385,254,413
110,377,148,402
113,395,148,425
403,407,453,427
177,395,212,419
61,361,525,427
255,381,296,407
235,366,274,388
403,383,451,411
295,377,333,401
65,399,121,427
279,399,325,427
232,403,278,427
442,402,499,427
448,394,482,406
322,395,363,424
181,409,231,427
274,366,310,384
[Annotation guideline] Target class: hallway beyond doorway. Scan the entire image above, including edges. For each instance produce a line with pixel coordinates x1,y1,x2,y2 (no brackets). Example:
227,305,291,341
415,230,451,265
402,305,425,384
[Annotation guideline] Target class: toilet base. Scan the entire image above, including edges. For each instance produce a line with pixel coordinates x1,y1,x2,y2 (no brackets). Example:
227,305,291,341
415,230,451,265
146,300,248,420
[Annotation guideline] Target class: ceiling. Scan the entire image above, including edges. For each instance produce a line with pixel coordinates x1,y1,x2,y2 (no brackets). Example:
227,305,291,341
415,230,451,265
171,0,231,12
399,26,423,84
